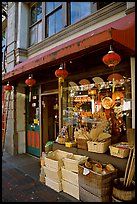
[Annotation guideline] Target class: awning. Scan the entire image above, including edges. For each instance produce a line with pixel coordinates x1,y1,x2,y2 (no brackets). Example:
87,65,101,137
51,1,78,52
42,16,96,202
2,12,135,84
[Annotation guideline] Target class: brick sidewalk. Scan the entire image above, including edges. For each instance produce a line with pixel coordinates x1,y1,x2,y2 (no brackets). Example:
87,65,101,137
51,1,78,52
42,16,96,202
2,151,80,202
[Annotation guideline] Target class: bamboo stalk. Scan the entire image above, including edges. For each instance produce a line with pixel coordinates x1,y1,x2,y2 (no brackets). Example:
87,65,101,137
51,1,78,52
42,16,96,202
127,159,135,186
123,147,133,186
125,148,135,187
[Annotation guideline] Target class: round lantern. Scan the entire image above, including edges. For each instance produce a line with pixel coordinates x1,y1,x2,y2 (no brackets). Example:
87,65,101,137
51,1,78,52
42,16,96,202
102,47,121,68
25,74,36,102
4,82,12,93
55,65,68,83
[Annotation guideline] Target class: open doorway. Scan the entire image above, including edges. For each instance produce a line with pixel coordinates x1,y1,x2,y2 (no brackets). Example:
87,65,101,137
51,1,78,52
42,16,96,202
41,94,59,151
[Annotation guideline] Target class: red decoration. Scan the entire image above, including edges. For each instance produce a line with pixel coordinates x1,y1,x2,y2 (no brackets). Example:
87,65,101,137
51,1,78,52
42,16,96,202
4,82,12,91
55,66,68,79
25,75,36,87
25,75,36,102
102,49,121,68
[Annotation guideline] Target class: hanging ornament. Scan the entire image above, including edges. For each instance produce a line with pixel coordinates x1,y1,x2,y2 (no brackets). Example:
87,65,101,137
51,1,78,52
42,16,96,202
25,74,36,102
55,64,68,82
4,82,12,94
102,46,121,68
102,45,121,93
55,64,68,98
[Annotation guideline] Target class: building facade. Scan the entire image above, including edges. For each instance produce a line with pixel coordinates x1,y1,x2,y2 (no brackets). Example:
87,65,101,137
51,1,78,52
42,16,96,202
2,2,135,158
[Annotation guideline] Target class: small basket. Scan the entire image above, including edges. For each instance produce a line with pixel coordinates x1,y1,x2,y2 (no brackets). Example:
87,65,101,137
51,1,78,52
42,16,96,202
76,138,88,150
109,142,130,158
58,137,66,144
87,139,111,153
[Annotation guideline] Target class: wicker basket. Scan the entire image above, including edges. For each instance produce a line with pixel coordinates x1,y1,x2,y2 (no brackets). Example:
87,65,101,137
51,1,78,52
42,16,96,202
87,139,111,153
109,142,129,158
58,137,66,144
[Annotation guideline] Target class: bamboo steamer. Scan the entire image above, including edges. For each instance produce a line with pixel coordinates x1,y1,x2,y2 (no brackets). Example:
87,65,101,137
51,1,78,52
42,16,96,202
112,178,135,202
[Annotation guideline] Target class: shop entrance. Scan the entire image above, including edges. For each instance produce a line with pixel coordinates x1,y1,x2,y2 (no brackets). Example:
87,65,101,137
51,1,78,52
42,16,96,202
41,93,59,152
26,86,40,157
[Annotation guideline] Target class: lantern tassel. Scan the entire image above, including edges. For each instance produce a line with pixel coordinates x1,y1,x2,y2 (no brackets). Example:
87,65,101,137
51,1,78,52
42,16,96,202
29,87,32,102
112,78,115,93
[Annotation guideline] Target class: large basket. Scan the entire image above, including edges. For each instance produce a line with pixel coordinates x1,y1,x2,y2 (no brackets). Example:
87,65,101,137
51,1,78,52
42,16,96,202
78,164,117,196
87,139,111,153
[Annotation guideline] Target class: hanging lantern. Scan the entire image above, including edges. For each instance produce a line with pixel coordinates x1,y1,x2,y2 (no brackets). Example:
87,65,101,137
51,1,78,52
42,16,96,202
4,82,12,93
25,74,36,102
55,65,68,83
102,46,121,68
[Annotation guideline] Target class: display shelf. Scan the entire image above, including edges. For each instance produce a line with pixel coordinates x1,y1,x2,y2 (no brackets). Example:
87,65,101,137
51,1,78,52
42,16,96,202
53,142,128,177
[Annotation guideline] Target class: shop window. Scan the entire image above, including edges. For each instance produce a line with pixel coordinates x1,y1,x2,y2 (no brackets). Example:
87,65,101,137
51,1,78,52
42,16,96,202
45,2,63,37
62,73,132,145
30,2,42,46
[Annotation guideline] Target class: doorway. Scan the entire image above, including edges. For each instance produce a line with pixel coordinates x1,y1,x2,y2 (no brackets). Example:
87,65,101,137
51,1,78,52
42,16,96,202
41,94,59,151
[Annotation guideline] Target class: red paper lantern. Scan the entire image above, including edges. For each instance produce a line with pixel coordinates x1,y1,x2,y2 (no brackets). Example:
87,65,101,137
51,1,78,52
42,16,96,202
55,66,68,80
25,75,36,102
4,82,12,91
102,49,121,68
25,75,36,87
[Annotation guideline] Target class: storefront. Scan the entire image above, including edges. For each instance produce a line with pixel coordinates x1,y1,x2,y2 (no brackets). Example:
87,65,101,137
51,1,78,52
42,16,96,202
2,12,135,161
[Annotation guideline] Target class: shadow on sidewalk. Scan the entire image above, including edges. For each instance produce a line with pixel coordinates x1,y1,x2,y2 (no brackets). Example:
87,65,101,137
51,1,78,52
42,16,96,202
2,151,80,202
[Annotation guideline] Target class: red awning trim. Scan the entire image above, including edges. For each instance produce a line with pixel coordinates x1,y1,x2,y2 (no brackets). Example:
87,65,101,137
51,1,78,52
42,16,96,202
2,12,135,84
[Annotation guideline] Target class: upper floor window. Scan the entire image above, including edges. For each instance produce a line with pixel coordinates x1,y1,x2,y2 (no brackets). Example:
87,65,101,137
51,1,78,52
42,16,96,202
29,2,113,47
45,2,63,37
30,2,42,46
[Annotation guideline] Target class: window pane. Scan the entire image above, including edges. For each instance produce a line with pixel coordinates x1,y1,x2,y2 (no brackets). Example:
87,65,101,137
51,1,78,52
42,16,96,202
30,26,37,46
80,2,91,19
70,2,79,24
55,9,62,32
55,2,62,7
37,2,42,21
31,5,37,24
48,14,55,36
37,22,42,43
70,2,91,24
46,2,54,14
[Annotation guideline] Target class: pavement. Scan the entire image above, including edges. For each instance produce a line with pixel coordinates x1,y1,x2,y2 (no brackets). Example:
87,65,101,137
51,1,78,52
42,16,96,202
2,150,80,202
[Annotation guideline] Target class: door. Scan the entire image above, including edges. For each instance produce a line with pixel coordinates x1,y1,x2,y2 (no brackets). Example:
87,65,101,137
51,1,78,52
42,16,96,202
26,86,40,157
41,94,59,152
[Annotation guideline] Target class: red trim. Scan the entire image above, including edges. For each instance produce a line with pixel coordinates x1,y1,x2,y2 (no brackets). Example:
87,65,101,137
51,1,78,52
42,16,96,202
35,132,40,148
27,131,31,146
31,131,35,147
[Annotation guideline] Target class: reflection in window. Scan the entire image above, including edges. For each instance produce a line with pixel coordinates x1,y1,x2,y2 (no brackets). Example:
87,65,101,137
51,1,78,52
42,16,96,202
31,2,42,25
46,2,62,37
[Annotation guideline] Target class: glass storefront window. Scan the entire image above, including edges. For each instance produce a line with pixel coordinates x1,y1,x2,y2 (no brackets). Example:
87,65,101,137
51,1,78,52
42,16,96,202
62,74,132,144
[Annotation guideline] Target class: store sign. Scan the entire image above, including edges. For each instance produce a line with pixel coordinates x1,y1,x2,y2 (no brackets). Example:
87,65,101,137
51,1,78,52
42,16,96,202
80,111,106,119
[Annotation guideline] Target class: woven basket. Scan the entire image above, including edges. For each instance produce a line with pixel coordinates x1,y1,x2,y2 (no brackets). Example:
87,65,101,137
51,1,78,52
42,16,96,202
76,138,88,150
87,139,111,153
109,142,129,158
58,137,66,144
